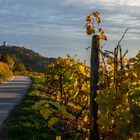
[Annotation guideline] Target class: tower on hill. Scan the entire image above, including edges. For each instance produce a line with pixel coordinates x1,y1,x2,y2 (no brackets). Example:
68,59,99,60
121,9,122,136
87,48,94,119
3,41,8,47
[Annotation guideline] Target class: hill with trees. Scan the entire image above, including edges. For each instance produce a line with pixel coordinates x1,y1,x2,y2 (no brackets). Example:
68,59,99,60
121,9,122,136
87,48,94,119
0,45,55,72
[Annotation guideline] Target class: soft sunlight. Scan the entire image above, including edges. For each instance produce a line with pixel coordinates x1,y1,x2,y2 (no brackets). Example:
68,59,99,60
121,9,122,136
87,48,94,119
0,1,139,139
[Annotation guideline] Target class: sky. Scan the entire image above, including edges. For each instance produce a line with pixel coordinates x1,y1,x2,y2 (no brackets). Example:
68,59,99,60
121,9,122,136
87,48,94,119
0,0,139,64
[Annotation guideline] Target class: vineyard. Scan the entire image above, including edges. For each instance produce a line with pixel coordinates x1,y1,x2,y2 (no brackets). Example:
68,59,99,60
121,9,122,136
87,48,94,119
1,50,139,140
0,11,139,140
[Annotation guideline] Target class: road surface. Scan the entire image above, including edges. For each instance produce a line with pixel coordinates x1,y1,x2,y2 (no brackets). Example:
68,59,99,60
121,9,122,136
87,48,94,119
0,76,32,127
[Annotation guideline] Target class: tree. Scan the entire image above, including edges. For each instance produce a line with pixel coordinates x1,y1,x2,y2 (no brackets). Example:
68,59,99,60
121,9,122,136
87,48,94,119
15,63,26,72
0,54,15,70
1,54,11,63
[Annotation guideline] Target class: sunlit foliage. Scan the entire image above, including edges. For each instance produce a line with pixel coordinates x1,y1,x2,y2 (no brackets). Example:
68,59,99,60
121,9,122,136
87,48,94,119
96,47,140,139
0,62,13,83
32,51,140,139
85,11,107,41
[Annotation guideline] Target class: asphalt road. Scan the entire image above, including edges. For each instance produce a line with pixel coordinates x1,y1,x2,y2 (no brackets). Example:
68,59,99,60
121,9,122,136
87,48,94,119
0,76,32,127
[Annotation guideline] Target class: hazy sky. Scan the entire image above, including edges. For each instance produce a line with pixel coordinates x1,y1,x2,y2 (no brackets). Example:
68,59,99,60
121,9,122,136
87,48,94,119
0,0,139,63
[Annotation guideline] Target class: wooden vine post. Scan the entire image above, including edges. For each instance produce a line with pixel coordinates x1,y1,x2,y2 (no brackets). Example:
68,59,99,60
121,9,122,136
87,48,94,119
90,35,100,139
85,11,107,140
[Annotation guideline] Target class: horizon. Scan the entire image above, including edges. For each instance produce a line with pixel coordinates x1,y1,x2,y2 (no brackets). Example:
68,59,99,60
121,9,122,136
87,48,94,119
0,0,139,64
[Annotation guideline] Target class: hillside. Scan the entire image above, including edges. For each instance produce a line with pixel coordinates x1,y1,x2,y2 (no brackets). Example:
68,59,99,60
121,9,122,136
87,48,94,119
0,46,55,72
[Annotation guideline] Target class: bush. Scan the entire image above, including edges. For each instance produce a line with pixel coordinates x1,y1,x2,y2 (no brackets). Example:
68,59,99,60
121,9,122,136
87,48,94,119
0,62,13,83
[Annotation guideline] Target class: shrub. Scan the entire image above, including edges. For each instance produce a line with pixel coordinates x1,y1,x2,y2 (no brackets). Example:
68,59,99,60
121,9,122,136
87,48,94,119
0,62,13,83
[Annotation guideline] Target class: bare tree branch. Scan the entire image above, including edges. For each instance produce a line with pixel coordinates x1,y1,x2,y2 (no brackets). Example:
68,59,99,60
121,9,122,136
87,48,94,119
117,28,129,46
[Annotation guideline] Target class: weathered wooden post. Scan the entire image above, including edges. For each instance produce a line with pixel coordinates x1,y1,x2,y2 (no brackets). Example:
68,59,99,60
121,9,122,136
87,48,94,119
90,35,100,140
85,11,107,140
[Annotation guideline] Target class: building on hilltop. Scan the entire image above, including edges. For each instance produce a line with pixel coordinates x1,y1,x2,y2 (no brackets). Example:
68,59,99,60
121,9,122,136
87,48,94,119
2,41,10,47
3,41,8,47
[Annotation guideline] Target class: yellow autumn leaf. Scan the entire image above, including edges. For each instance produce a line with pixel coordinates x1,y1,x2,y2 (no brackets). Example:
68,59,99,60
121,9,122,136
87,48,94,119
96,17,101,25
92,11,100,17
84,115,88,122
99,28,104,34
122,58,128,64
79,65,85,74
84,96,88,102
125,72,129,77
132,72,137,78
109,64,114,71
86,15,91,23
81,85,87,92
92,11,101,25
74,80,78,88
54,75,59,80
86,25,95,35
98,28,107,41
73,91,79,99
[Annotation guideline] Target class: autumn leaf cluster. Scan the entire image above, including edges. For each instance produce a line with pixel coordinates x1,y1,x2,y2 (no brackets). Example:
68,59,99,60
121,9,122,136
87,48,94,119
86,11,107,41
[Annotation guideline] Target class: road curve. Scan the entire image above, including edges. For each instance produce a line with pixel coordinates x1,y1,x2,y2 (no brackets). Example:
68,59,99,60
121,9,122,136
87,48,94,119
0,76,32,127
